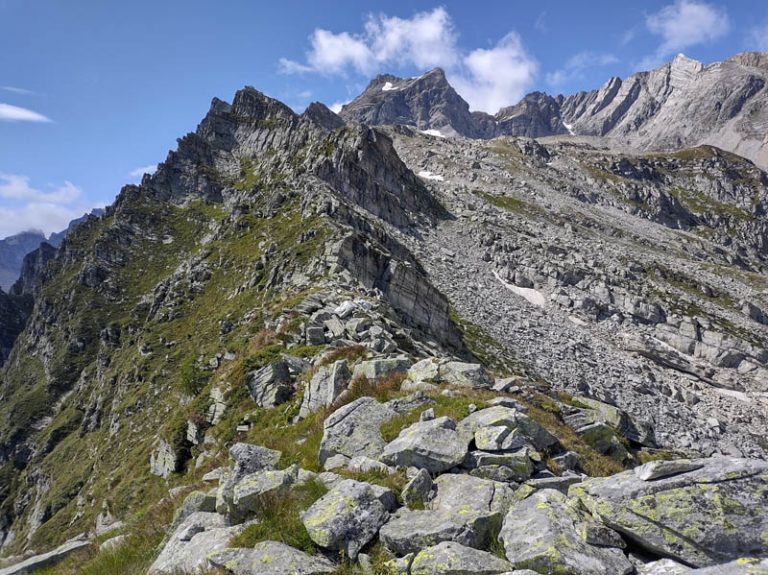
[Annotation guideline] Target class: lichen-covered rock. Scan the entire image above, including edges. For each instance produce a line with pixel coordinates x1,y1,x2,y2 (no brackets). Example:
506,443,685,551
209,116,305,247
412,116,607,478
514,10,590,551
148,512,246,575
301,479,395,560
464,449,534,482
380,416,467,473
216,443,281,515
171,489,216,529
380,475,513,555
231,466,298,516
408,541,513,575
405,358,493,389
499,489,634,575
208,541,335,575
299,359,351,417
570,457,768,567
692,558,768,574
318,397,398,465
457,406,557,451
569,395,656,446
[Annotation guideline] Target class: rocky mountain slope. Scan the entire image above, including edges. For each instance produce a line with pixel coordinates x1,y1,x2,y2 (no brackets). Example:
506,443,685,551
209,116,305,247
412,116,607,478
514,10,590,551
341,52,768,168
0,210,106,293
0,232,46,292
0,71,766,574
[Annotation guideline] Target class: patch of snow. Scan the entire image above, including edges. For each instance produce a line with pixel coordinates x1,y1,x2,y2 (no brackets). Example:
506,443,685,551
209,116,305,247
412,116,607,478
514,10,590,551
420,129,445,138
417,170,445,181
493,270,546,308
382,82,398,91
562,121,575,136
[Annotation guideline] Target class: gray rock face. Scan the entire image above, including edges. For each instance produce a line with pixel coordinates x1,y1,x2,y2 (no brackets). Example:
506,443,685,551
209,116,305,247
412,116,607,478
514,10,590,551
231,466,297,517
340,69,488,139
380,474,513,555
299,359,350,417
380,416,467,473
457,406,556,451
148,512,245,575
319,394,429,464
150,439,181,478
171,489,217,529
570,457,768,567
351,357,410,381
209,541,335,575
318,397,398,465
406,358,494,389
246,360,293,407
401,468,433,507
0,537,89,575
408,541,514,575
500,489,634,575
216,443,281,515
301,479,395,560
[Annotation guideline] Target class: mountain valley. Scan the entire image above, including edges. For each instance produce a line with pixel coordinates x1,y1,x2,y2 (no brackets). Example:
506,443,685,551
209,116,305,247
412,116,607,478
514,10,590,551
0,52,767,575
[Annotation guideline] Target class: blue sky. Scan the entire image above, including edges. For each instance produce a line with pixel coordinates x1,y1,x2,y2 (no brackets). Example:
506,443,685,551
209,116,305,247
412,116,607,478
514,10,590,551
1,0,766,238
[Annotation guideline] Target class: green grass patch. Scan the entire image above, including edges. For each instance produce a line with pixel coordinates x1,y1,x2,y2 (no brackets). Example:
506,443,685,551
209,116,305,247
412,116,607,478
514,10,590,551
228,479,328,553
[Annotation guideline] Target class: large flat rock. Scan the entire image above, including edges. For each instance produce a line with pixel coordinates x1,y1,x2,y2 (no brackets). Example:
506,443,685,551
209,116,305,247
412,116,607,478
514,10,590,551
570,457,768,567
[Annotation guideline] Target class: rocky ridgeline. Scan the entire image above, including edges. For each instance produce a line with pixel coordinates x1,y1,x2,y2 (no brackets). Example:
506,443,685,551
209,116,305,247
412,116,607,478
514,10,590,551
341,53,768,169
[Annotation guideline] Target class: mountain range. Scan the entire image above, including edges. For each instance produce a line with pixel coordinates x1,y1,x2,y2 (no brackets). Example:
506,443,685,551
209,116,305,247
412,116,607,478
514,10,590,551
0,52,767,575
341,52,768,168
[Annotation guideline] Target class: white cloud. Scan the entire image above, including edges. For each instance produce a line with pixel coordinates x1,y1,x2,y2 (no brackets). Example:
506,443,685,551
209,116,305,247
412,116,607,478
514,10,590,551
0,174,80,204
2,86,34,95
278,7,537,113
329,101,347,114
643,0,729,65
0,174,92,238
451,33,538,112
546,51,619,87
129,164,157,179
0,203,93,239
0,102,50,122
749,22,768,51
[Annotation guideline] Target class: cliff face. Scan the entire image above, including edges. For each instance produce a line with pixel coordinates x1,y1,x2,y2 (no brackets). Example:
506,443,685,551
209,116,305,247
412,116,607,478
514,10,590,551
340,52,768,169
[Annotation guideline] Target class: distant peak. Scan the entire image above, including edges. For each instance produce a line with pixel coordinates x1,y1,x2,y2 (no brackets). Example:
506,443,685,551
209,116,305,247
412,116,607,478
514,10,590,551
671,53,703,70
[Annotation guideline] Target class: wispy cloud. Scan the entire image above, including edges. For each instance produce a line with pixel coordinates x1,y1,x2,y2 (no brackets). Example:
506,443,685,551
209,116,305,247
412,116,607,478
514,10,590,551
278,7,537,113
0,174,80,204
641,0,729,68
2,86,35,95
329,101,347,114
749,21,768,51
0,174,90,237
546,51,619,87
0,102,51,122
129,164,157,179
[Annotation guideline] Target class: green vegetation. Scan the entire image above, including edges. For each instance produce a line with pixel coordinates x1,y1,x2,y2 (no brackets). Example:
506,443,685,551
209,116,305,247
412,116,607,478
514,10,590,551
228,479,328,553
669,187,751,219
472,190,539,216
